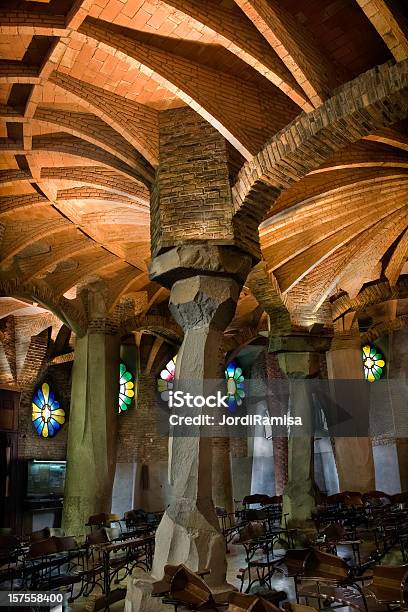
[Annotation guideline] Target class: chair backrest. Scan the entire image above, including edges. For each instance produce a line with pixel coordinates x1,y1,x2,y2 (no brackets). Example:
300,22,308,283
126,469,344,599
362,491,391,506
283,549,312,575
30,527,51,542
320,523,346,542
87,513,108,526
372,564,408,597
243,494,272,507
169,564,212,607
54,536,78,552
86,528,110,546
390,491,408,505
304,549,349,580
228,592,281,611
344,492,363,508
29,536,59,559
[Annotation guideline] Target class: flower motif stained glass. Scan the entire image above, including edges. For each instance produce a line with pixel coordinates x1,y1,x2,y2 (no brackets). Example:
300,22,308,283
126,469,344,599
158,356,176,402
119,362,135,413
362,345,386,382
32,383,65,438
225,361,245,412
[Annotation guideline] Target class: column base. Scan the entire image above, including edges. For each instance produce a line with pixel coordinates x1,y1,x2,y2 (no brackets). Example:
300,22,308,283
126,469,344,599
282,478,317,528
126,572,235,612
151,499,227,588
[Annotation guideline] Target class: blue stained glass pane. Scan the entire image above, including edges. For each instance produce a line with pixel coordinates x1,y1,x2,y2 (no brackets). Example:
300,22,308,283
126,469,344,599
51,400,60,410
33,394,43,410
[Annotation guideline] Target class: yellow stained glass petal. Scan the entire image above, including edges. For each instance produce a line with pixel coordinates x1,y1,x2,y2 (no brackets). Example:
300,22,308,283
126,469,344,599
52,414,65,424
363,345,370,356
32,404,41,414
51,408,65,416
125,381,134,390
376,360,385,368
126,389,135,398
42,422,49,437
367,372,375,382
42,382,49,403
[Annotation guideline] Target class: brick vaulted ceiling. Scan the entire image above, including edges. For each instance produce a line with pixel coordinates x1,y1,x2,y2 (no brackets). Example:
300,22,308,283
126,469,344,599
0,0,407,328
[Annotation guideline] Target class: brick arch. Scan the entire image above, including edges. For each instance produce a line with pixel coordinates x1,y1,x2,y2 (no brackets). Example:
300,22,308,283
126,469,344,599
32,108,151,176
331,277,408,320
0,280,87,337
362,315,408,344
31,133,153,185
232,60,408,258
40,167,149,202
119,314,182,344
223,326,263,356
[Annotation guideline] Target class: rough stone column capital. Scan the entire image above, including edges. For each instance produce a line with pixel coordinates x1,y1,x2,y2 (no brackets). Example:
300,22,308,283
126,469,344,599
149,243,252,288
169,275,240,331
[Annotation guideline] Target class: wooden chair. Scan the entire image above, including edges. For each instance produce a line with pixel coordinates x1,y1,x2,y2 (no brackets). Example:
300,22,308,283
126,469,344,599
314,523,362,566
228,592,282,611
362,491,391,507
360,565,408,611
153,564,228,611
0,534,23,589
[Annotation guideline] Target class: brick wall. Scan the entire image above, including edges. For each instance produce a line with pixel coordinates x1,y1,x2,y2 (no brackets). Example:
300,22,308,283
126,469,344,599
117,371,167,464
17,362,71,460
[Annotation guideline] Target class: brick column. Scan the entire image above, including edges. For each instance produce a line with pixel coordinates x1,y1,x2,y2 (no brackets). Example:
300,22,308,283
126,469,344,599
326,327,375,493
62,285,120,535
266,352,288,496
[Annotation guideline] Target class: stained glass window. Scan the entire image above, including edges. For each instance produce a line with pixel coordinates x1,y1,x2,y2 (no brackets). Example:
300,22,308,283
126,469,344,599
32,382,65,438
157,355,246,411
119,362,135,413
225,361,245,412
158,355,176,402
362,344,386,382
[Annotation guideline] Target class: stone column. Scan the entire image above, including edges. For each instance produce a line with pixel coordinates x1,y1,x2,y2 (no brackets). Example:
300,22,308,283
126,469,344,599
63,285,120,535
326,327,375,493
278,345,321,525
266,352,288,496
149,273,241,587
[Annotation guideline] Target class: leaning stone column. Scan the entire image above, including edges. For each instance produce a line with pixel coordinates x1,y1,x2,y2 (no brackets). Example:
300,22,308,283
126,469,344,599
278,344,321,526
63,285,119,535
326,327,375,492
151,273,240,587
